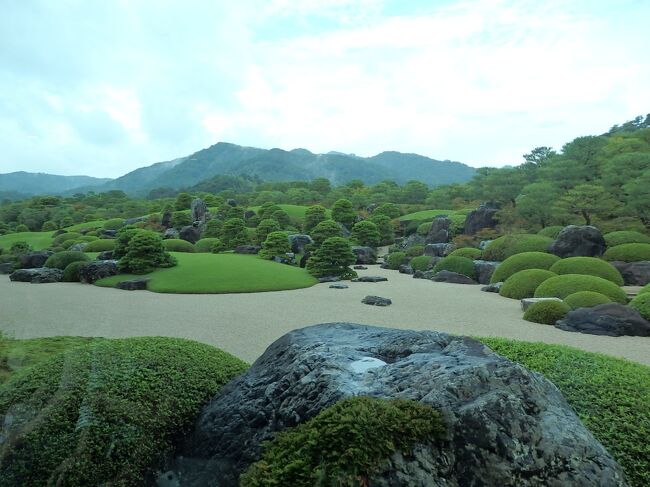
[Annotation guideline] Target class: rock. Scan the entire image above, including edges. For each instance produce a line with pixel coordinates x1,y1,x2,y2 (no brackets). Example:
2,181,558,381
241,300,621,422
361,296,392,306
166,324,627,486
556,303,650,337
366,203,378,213
161,209,173,228
124,216,147,225
18,251,53,269
338,223,351,238
318,276,341,283
102,229,117,238
478,239,493,250
481,282,502,293
549,225,606,258
351,246,377,265
473,260,500,284
424,243,450,257
0,263,13,274
413,270,436,280
431,270,477,284
289,234,313,254
116,278,149,291
79,260,118,284
398,264,414,274
299,250,310,268
611,261,650,286
329,283,348,289
397,234,426,250
226,199,238,207
179,225,201,244
234,245,260,254
96,251,114,261
190,198,208,224
163,228,179,240
425,216,451,243
521,297,563,311
271,255,294,265
9,267,63,283
463,204,498,235
68,243,87,252
244,210,257,220
352,275,388,283
353,265,368,270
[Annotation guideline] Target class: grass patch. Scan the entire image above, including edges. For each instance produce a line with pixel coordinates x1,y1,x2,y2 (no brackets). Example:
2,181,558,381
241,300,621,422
63,220,107,232
398,209,455,222
0,231,54,251
96,252,318,293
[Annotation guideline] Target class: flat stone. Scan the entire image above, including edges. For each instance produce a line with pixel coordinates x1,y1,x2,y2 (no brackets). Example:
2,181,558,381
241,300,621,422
353,265,368,270
481,282,503,293
329,283,348,289
352,275,388,283
361,295,392,306
431,270,477,284
556,303,650,337
116,279,149,291
9,267,63,283
318,276,341,283
521,297,563,311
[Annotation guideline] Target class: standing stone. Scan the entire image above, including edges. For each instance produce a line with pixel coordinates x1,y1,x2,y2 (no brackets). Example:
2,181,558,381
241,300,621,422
463,204,498,235
161,209,173,228
473,260,500,284
424,243,451,257
351,246,377,265
549,225,606,258
191,198,208,224
18,251,53,269
289,234,313,254
79,260,118,284
426,216,451,243
179,225,201,244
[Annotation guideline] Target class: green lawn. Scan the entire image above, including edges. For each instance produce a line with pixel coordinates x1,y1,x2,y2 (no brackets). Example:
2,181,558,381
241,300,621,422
399,209,456,222
249,204,331,222
95,252,318,293
0,231,54,251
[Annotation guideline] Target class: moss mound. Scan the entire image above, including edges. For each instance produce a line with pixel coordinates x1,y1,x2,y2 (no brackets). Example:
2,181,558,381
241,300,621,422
433,255,476,279
629,293,650,321
523,300,570,324
537,226,565,238
52,232,82,246
162,239,195,252
406,245,425,257
534,274,627,303
499,269,557,299
604,231,650,247
61,261,88,282
549,257,624,285
0,337,247,486
639,283,650,296
194,238,225,253
490,251,560,283
603,243,650,262
448,247,482,259
82,239,116,252
43,251,90,270
240,396,445,487
482,234,553,261
409,255,433,271
563,291,612,310
386,251,408,270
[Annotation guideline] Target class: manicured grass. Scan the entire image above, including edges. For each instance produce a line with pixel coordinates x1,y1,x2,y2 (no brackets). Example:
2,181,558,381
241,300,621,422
0,231,54,251
249,204,331,221
398,209,456,221
63,220,107,231
479,338,650,487
95,252,318,293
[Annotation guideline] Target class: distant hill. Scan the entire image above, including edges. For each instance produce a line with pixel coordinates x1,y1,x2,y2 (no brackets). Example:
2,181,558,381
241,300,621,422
0,172,111,197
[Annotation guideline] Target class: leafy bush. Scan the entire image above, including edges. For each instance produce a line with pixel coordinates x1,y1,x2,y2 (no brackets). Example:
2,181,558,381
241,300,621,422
523,300,570,324
53,232,82,246
171,211,192,229
113,226,141,259
162,239,195,253
9,241,32,255
240,396,445,487
534,274,627,303
386,251,408,270
82,239,116,252
221,218,249,249
416,221,432,236
549,257,624,285
482,234,553,261
304,205,327,232
537,226,565,238
369,214,395,245
102,218,125,231
203,219,223,238
44,251,90,270
62,261,88,282
564,291,612,310
448,214,467,235
603,243,650,262
194,238,225,253
306,237,356,277
372,202,401,219
449,247,482,259
271,209,290,229
499,269,557,300
351,220,380,247
255,219,281,244
310,219,344,247
410,255,433,271
15,224,29,232
629,293,650,321
41,220,57,231
0,337,247,486
331,199,356,228
406,245,425,257
60,239,82,250
119,231,176,274
604,231,650,247
259,231,291,260
639,283,650,296
433,256,476,279
490,252,560,283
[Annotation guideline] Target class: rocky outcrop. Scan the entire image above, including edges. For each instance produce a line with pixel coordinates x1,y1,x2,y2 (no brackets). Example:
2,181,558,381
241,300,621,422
481,282,502,293
96,251,114,261
473,260,500,284
9,267,63,283
424,243,451,257
549,225,606,258
398,264,414,274
164,324,627,486
116,278,149,291
351,246,377,265
361,296,392,306
179,225,201,244
79,260,118,284
556,303,650,337
463,204,498,235
161,209,172,228
431,270,477,284
163,228,179,240
611,261,650,286
425,216,451,243
18,251,53,269
191,198,208,224
396,234,426,250
289,234,313,254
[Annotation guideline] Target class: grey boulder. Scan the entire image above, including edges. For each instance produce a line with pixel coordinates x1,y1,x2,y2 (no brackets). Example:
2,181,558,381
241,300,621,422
96,251,114,261
549,225,606,258
163,228,180,240
329,283,349,289
351,246,377,265
179,225,201,244
289,234,313,254
555,303,650,337
9,267,63,283
398,264,414,274
463,204,498,235
481,282,502,293
116,278,149,291
234,245,260,255
425,216,451,243
431,270,477,284
353,275,388,283
424,243,451,257
79,260,118,284
473,260,500,284
0,263,13,274
361,296,392,306
18,251,53,269
611,261,650,286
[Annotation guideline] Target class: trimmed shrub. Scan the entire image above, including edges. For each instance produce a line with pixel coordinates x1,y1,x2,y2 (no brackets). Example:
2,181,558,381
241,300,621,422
162,239,195,253
433,256,476,279
369,214,395,245
564,291,612,310
534,274,627,303
604,231,650,247
629,293,650,321
171,211,192,229
549,257,624,285
373,202,401,219
639,283,650,296
0,338,247,486
386,251,408,270
410,255,433,271
83,239,116,252
53,232,82,246
491,252,560,283
62,261,88,282
60,239,81,250
406,245,425,257
603,243,650,263
311,219,344,247
417,221,432,236
304,205,327,232
240,396,445,487
331,198,356,228
351,220,380,248
271,209,290,229
119,231,176,274
500,269,557,300
306,237,356,277
195,238,225,253
221,218,249,249
203,219,223,238
113,226,141,259
44,251,90,270
523,300,571,325
449,247,482,259
259,232,291,260
482,234,553,261
41,220,57,231
255,219,281,244
9,241,32,255
537,226,565,238
102,218,125,231
15,224,29,232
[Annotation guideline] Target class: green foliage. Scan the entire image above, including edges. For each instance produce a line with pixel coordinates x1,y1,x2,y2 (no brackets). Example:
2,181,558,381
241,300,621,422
303,205,327,232
480,338,650,487
44,251,90,270
416,221,432,236
113,226,141,259
523,300,570,325
405,245,425,257
102,218,125,231
548,257,624,285
564,291,612,310
15,224,29,232
410,255,433,271
373,202,401,219
369,214,395,245
82,239,116,252
259,232,291,260
499,269,557,299
41,220,57,231
311,219,344,247
258,203,282,221
629,293,650,321
448,247,482,259
162,239,195,253
350,220,380,247
194,238,225,253
240,396,445,487
516,182,561,227
604,231,650,247
398,209,453,222
0,337,247,486
554,184,620,226
386,251,408,270
53,232,82,246
306,237,356,278
433,256,476,279
271,209,290,228
255,218,281,244
62,261,88,282
331,199,356,228
537,226,565,238
174,192,193,210
448,214,466,235
482,234,553,261
119,231,176,274
534,274,627,303
9,241,32,255
171,211,192,229
221,218,249,249
603,243,650,262
203,218,223,238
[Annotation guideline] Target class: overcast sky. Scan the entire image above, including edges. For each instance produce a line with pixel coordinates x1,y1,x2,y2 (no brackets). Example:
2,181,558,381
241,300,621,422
1,0,649,178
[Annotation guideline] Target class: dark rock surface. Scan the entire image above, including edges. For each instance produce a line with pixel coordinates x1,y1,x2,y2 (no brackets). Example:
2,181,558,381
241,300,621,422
288,234,313,254
361,296,392,306
79,260,118,284
549,225,606,258
116,278,149,291
481,282,503,293
352,275,388,283
424,243,450,257
318,276,341,283
164,324,627,487
479,239,493,250
425,216,451,243
473,260,500,285
18,251,53,269
396,234,426,250
354,265,368,270
299,250,310,268
611,261,650,286
351,246,377,265
463,204,498,235
398,264,414,274
9,267,63,283
244,210,257,220
0,263,13,274
68,243,87,252
556,303,650,337
234,245,260,254
179,225,202,244
413,270,436,280
329,283,349,289
431,270,477,284
226,198,238,207
163,228,179,240
96,251,114,261
161,209,172,228
191,198,208,224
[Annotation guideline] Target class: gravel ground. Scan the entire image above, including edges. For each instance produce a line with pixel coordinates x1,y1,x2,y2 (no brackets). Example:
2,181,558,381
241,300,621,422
1,267,649,365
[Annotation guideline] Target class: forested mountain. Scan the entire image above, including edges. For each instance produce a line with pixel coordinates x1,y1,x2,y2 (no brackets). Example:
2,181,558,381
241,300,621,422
0,172,111,198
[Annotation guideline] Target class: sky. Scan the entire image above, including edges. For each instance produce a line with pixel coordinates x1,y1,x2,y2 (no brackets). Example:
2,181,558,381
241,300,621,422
1,0,649,178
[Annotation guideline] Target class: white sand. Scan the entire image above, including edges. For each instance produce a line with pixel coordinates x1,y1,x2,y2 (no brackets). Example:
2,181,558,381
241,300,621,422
1,267,649,365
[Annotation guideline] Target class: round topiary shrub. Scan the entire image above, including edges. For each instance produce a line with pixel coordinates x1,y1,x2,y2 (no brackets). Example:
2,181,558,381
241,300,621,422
534,274,627,303
549,257,624,286
603,243,650,263
62,260,88,282
0,337,247,487
44,250,90,270
14,224,29,232
603,231,650,247
83,239,116,252
306,237,356,277
410,255,433,271
53,232,82,246
119,231,177,274
311,219,344,247
629,293,650,321
102,218,125,231
448,247,482,259
162,239,195,252
639,283,650,296
406,245,425,257
255,219,281,244
386,251,408,270
195,238,225,253
482,234,553,261
491,251,559,283
537,226,565,238
564,291,612,310
259,231,291,259
417,221,432,236
499,269,557,300
433,256,476,279
351,220,380,248
523,300,570,325
240,396,445,487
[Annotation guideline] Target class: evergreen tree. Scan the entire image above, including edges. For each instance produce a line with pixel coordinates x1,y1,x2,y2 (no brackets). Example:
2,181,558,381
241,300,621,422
331,198,356,228
221,218,249,249
311,219,344,247
304,205,327,232
351,220,381,247
306,237,356,277
259,231,291,259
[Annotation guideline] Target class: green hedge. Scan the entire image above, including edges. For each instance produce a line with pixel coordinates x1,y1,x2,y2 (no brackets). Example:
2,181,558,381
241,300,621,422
534,274,627,303
102,218,125,231
499,269,557,300
491,251,560,283
639,284,650,296
482,234,553,261
433,256,476,279
162,239,195,252
195,238,225,253
52,232,82,246
549,257,624,286
629,293,650,321
603,243,650,263
410,255,433,271
0,337,247,486
386,251,408,270
537,226,565,238
405,245,425,257
604,231,650,247
82,239,116,252
448,247,482,259
564,291,612,310
523,300,570,325
62,261,88,282
44,251,90,270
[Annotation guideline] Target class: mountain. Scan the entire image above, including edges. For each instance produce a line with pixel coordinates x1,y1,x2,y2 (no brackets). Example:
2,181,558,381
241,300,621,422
0,171,111,197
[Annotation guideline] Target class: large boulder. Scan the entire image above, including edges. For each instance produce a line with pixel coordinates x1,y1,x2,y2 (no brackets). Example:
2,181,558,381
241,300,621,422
234,245,260,255
351,246,377,265
555,303,650,337
549,225,606,258
79,260,118,284
473,260,500,284
163,228,179,240
288,234,313,254
9,267,63,283
463,204,498,235
190,198,208,224
432,270,477,284
425,216,451,244
179,225,202,244
164,324,627,486
161,209,173,228
0,263,13,274
611,261,650,286
18,251,53,269
116,278,149,291
96,251,114,261
395,234,425,250
424,243,451,257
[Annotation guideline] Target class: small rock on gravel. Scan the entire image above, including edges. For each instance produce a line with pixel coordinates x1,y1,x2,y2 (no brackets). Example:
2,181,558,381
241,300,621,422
362,295,392,306
329,283,348,289
352,276,388,283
